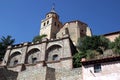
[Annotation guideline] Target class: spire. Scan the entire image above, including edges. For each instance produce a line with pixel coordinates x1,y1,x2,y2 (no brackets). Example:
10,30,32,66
51,3,56,13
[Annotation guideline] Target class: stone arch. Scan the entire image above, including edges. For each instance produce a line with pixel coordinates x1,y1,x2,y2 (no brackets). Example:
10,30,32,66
25,48,40,64
8,51,21,67
47,43,63,50
46,45,62,61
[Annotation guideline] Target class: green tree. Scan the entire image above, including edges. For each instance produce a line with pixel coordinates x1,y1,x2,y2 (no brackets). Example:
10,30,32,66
32,34,47,42
0,35,15,61
114,35,120,54
73,51,85,68
108,42,115,49
73,35,110,67
96,36,110,54
77,35,110,54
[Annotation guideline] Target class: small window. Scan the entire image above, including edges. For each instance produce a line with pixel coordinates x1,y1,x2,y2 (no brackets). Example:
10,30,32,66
65,28,69,34
54,22,56,26
94,64,101,73
32,57,37,64
47,21,49,24
81,30,84,32
14,60,18,66
52,55,59,61
43,23,46,26
58,24,60,28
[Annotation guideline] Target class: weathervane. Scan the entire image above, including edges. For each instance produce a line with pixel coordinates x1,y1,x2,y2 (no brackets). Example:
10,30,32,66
51,3,56,12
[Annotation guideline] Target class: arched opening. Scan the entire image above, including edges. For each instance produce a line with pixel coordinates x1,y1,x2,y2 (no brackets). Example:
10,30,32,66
32,57,37,64
25,48,40,64
47,20,49,24
52,54,59,61
8,51,21,67
14,60,18,65
46,45,62,61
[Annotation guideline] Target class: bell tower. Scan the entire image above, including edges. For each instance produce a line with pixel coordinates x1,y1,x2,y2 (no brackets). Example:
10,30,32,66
39,5,62,39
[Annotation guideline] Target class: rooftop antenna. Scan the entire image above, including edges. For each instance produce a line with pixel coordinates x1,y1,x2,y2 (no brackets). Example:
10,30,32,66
51,3,56,13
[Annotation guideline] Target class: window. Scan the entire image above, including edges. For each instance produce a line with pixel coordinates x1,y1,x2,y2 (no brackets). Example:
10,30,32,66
14,60,18,66
58,24,60,28
81,30,84,32
54,22,56,26
94,64,101,73
47,21,49,24
65,28,69,34
32,57,37,64
43,23,46,26
52,55,59,61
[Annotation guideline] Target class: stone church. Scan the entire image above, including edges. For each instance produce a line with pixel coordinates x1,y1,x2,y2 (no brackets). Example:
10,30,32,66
0,7,92,80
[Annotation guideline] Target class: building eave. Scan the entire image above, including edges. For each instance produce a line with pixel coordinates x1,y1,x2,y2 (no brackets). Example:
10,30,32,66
103,31,120,36
81,56,120,65
63,20,88,27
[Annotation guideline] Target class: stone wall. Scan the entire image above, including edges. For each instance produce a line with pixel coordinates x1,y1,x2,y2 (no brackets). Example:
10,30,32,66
0,66,82,80
2,37,75,72
104,32,120,42
17,66,55,80
0,66,18,80
56,21,91,46
55,68,82,80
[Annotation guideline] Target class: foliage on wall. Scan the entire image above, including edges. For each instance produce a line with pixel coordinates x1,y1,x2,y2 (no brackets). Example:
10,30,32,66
73,35,120,68
32,34,47,42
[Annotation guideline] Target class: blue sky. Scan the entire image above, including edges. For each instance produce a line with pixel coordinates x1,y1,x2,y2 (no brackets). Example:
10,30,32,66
0,0,120,44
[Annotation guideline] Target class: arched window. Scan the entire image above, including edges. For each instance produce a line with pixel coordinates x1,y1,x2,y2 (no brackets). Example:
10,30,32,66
32,57,37,64
47,21,49,24
14,60,18,66
46,45,62,61
25,48,40,64
43,22,46,26
8,52,21,67
52,55,59,61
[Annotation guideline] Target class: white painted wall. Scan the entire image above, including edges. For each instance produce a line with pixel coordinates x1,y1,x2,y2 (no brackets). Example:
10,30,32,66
82,61,120,80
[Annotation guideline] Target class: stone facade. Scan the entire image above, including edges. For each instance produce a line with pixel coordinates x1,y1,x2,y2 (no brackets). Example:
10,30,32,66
40,7,92,46
103,31,120,42
40,9,62,39
0,7,87,80
0,6,119,80
2,36,76,71
0,36,82,80
0,66,55,80
56,21,92,45
17,67,55,80
55,68,82,80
